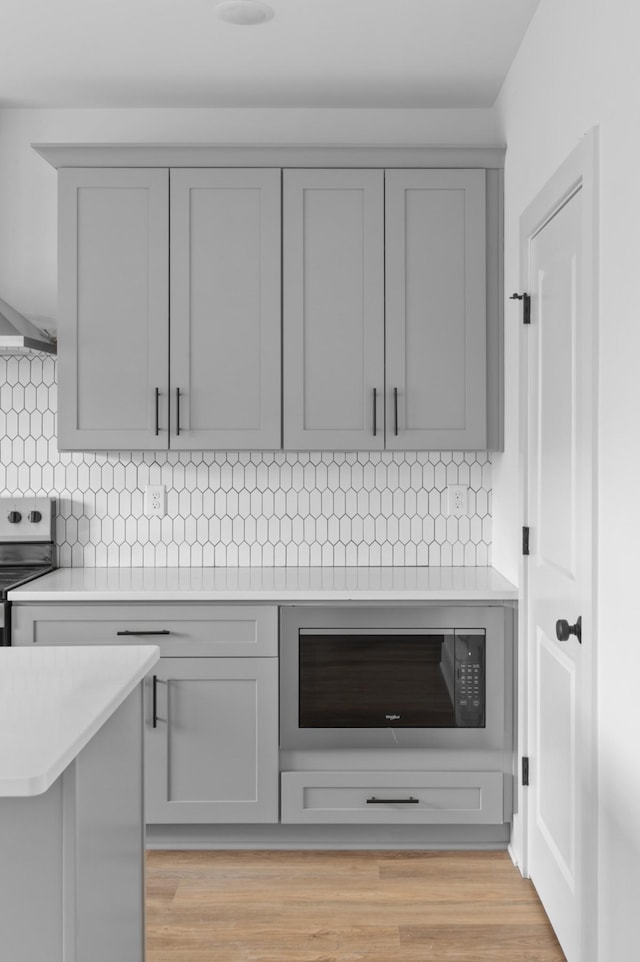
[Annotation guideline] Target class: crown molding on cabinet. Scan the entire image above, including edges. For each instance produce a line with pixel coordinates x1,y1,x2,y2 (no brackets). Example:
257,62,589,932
33,143,506,170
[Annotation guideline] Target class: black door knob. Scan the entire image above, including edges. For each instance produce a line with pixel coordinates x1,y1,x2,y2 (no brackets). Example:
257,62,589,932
556,616,582,644
8,511,21,524
29,511,42,523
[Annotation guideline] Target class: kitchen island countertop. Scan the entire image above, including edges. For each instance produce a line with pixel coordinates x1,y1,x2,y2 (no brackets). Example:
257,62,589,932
8,566,517,603
0,644,159,796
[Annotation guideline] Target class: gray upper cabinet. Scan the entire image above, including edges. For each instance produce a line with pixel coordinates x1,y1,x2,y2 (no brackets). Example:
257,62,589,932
283,168,488,451
51,151,498,453
283,170,385,450
57,167,281,451
58,168,169,451
170,169,281,450
385,169,487,450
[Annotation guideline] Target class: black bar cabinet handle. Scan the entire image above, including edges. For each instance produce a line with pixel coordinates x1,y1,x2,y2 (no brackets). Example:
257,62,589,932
366,796,419,804
176,387,181,436
393,387,399,436
152,674,158,728
116,629,171,636
372,387,377,436
154,387,160,436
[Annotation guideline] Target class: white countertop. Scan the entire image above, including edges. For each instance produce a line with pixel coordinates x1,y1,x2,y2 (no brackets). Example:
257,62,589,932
8,566,517,603
0,645,159,797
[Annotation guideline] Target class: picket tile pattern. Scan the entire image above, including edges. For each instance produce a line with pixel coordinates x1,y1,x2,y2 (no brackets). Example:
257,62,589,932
0,357,492,567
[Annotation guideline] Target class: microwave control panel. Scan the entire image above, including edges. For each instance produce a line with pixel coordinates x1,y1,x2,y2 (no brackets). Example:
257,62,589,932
454,632,486,727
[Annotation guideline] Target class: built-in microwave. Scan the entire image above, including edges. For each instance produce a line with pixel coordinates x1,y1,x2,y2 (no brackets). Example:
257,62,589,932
280,606,513,751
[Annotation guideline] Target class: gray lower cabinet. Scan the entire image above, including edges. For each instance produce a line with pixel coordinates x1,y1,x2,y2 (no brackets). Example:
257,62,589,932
11,602,278,656
12,603,280,825
146,657,278,823
57,167,282,451
281,770,504,824
283,168,488,451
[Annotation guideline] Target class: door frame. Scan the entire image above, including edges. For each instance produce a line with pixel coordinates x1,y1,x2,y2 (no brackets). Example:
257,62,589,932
517,128,599,959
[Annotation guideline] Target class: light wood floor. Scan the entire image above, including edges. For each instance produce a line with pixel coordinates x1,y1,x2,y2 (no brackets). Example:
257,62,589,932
146,850,566,962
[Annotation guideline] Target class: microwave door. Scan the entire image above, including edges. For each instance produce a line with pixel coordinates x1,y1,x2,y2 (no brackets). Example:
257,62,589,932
298,628,457,729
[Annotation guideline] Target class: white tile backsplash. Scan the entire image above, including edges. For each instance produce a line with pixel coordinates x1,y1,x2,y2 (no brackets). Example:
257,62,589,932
0,356,492,567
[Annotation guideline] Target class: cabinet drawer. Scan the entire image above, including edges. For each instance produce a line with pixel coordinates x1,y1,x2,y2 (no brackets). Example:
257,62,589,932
11,604,278,657
281,771,504,825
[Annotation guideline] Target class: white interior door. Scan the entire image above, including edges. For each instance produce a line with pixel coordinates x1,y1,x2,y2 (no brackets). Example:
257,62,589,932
524,167,596,961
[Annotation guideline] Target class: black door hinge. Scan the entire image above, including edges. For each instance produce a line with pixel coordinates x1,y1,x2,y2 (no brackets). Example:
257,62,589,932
522,756,530,787
510,292,531,325
522,526,530,556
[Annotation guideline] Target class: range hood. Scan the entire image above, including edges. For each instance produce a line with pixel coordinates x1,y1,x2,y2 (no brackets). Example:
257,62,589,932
0,298,56,355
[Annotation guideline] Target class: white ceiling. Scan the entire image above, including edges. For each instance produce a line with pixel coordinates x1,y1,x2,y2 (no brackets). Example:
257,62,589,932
0,0,540,109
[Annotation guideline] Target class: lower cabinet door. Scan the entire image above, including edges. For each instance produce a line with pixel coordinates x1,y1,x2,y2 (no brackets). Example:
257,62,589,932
145,657,278,823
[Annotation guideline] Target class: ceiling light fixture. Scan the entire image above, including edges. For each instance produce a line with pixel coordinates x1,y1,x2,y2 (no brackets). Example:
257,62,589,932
215,0,274,26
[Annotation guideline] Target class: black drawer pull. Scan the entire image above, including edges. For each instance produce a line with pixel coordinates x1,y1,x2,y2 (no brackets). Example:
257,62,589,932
366,796,419,804
116,629,171,636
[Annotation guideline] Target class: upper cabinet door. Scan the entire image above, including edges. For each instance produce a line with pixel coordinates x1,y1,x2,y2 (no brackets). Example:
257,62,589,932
58,169,169,451
170,169,281,450
283,170,385,451
385,170,487,450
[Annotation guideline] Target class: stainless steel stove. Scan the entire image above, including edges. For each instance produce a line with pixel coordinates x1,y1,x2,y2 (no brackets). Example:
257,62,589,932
0,497,56,645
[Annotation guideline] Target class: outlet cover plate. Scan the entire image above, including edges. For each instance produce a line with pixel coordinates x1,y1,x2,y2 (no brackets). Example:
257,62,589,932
445,485,468,517
144,485,166,518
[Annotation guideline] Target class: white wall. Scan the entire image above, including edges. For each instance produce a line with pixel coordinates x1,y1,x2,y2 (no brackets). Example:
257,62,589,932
0,105,500,326
495,1,640,959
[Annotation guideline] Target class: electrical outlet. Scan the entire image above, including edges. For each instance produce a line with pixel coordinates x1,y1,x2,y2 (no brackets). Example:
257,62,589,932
144,484,166,517
446,484,468,517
